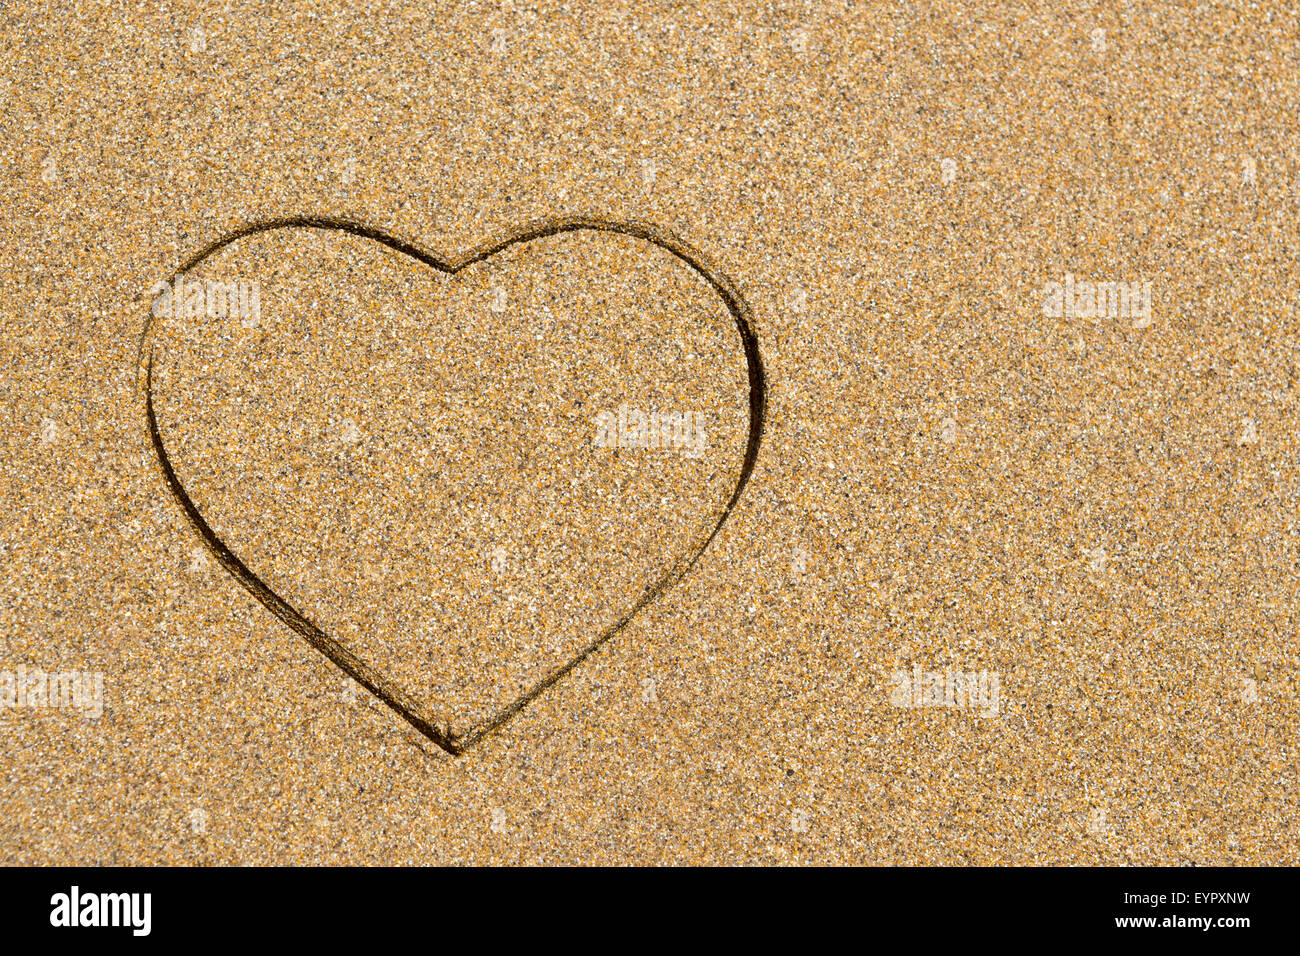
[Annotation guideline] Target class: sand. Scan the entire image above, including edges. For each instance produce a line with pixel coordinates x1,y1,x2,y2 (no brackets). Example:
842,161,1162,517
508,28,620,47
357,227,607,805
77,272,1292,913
0,0,1296,864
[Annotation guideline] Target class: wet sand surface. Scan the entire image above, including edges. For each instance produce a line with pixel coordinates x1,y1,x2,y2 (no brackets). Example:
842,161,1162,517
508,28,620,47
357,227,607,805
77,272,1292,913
0,1,1296,863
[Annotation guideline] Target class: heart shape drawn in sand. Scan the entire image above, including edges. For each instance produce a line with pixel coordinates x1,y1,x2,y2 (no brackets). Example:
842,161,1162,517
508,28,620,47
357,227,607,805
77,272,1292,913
140,216,765,755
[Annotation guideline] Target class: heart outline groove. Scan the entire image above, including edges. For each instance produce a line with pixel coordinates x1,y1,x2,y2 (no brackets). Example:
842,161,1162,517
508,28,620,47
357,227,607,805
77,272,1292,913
140,215,766,755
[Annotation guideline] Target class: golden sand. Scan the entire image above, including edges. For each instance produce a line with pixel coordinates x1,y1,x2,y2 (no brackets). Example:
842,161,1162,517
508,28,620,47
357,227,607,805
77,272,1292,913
0,1,1295,863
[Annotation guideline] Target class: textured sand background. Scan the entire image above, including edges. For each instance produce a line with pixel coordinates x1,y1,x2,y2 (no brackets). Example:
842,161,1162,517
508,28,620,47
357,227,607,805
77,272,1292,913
1,0,1297,863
